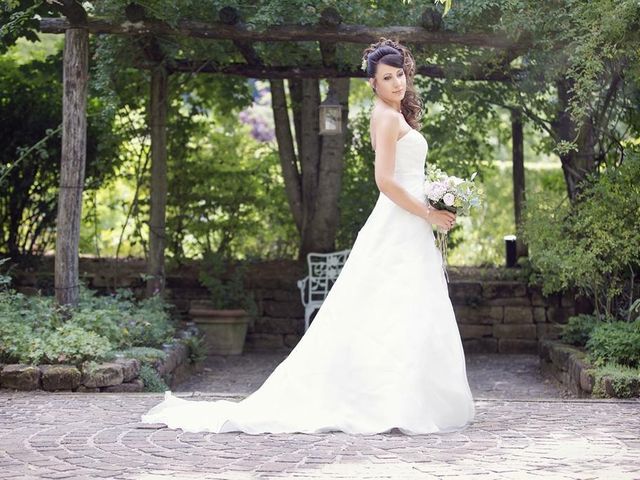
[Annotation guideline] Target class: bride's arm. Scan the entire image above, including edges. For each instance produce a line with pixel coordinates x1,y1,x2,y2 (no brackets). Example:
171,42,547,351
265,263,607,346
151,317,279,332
373,114,435,223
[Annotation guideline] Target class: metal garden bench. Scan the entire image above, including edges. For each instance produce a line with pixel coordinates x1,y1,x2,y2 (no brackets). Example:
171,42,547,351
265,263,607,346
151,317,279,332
296,249,351,331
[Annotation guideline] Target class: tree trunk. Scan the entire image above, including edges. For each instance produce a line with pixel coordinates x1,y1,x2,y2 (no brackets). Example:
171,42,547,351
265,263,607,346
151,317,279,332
511,108,528,259
54,27,88,307
289,79,305,168
146,65,169,297
554,77,597,203
270,79,303,231
270,78,350,260
298,78,322,256
300,78,350,259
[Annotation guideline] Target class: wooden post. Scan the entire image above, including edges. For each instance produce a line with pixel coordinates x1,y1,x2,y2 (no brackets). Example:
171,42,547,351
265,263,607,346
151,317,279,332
511,108,528,259
54,27,88,306
146,65,169,297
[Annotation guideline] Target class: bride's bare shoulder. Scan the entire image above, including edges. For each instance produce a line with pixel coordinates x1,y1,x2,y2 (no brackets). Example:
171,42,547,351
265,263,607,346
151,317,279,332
371,106,401,131
370,108,401,149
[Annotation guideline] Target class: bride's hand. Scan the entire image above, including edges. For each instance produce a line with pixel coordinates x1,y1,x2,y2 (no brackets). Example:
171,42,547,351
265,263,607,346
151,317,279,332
428,208,456,232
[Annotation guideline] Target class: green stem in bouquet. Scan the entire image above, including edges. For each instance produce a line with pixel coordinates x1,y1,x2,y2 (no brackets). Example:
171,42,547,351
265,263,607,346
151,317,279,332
429,199,454,283
435,229,450,283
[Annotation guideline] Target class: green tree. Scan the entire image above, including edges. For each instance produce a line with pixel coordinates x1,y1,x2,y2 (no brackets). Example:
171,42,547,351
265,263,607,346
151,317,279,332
0,48,118,256
522,149,640,320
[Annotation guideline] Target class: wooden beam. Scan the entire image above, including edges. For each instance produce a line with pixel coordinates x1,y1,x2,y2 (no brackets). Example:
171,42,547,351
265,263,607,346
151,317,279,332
159,60,520,82
218,6,263,66
55,26,88,307
38,17,529,49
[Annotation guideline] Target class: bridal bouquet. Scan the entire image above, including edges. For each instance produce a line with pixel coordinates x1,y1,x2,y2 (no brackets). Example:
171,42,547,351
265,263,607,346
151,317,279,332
424,165,483,282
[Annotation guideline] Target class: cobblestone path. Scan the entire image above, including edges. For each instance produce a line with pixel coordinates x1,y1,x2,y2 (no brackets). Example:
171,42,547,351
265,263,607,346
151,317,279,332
1,353,638,480
177,353,573,399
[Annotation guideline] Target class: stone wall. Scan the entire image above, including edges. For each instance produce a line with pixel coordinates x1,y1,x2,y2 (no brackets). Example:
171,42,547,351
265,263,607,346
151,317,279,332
0,335,195,392
539,340,594,398
6,256,587,355
449,279,577,354
539,339,640,398
245,266,582,355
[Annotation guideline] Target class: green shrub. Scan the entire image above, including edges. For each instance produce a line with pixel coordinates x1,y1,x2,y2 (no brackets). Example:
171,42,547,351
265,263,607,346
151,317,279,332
0,257,12,288
199,250,258,315
586,320,640,368
180,335,207,365
522,151,640,319
560,314,603,346
74,286,176,349
0,275,176,365
138,364,169,392
112,346,166,366
41,324,113,365
590,362,640,398
123,295,176,348
0,289,66,364
0,316,112,366
69,308,123,346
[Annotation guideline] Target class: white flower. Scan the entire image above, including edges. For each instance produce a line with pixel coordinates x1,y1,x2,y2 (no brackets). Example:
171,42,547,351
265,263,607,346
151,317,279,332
425,181,447,201
433,182,447,198
425,168,484,216
443,192,455,206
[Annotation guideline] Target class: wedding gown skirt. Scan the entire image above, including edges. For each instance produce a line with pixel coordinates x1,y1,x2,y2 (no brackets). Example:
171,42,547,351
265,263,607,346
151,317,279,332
141,128,476,435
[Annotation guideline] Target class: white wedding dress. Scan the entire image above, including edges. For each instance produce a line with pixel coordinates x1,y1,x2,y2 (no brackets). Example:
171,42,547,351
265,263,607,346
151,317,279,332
141,128,476,435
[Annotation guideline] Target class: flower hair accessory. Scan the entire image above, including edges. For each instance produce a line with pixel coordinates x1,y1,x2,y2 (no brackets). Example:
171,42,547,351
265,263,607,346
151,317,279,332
361,57,368,72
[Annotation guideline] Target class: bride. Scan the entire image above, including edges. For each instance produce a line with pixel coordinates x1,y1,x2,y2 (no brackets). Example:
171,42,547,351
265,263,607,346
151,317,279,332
141,37,476,435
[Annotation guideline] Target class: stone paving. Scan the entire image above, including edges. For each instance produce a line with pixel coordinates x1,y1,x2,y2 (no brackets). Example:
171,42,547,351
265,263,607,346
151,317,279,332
177,352,574,399
1,353,639,480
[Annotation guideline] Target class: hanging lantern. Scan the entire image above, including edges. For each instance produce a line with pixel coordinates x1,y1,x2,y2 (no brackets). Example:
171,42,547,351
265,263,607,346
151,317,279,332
319,89,342,135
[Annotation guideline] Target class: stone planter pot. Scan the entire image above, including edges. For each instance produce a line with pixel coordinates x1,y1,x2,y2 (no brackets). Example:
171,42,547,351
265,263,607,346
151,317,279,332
189,301,250,355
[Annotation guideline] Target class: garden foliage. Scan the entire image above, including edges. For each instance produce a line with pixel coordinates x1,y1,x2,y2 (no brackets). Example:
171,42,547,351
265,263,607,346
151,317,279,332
0,271,176,366
560,311,640,398
523,151,640,320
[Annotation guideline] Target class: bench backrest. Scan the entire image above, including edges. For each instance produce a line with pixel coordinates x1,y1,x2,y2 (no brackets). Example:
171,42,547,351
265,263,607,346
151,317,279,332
307,249,351,303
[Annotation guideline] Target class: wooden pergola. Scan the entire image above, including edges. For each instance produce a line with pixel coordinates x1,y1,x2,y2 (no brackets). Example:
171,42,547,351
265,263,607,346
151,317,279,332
40,2,530,306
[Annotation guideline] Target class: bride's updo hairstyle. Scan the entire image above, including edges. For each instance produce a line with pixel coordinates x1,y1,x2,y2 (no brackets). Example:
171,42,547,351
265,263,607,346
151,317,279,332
361,37,424,130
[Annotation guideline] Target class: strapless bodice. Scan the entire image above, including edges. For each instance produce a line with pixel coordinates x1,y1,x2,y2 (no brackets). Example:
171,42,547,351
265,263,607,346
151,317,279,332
393,128,428,198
